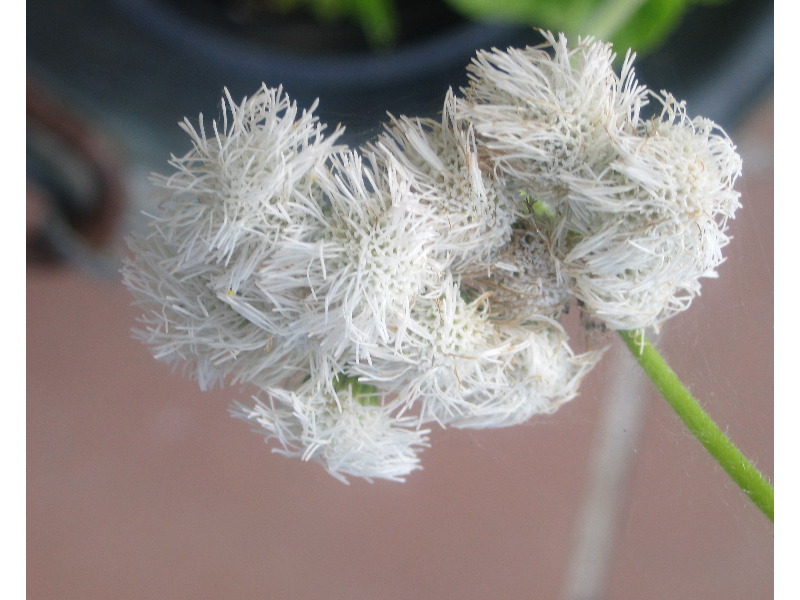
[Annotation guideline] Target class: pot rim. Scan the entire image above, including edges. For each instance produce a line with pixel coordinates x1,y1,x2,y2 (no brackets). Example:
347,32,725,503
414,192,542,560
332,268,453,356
111,0,529,90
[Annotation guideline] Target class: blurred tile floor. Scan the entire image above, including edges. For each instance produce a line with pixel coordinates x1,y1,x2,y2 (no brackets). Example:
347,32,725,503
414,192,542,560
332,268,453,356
27,95,773,599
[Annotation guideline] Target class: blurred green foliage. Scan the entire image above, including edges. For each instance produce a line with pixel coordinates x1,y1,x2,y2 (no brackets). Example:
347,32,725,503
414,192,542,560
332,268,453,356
259,0,726,53
267,0,398,48
447,0,727,55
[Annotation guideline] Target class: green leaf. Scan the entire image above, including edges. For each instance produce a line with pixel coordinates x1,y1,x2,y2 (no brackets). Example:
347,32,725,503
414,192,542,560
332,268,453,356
352,0,399,49
445,0,726,56
445,0,595,30
609,0,689,55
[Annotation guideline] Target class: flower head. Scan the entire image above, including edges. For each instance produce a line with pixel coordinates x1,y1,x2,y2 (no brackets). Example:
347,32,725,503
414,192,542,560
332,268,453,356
366,90,517,271
353,277,601,429
551,94,742,329
302,150,445,361
155,85,342,265
457,31,648,199
123,85,343,389
234,379,430,483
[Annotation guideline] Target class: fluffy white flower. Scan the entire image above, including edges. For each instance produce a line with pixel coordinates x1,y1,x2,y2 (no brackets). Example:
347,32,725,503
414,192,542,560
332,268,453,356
154,84,342,265
457,31,648,200
299,150,446,361
233,379,430,483
366,90,517,271
354,278,600,429
424,322,599,429
123,85,343,389
123,228,318,390
553,94,742,329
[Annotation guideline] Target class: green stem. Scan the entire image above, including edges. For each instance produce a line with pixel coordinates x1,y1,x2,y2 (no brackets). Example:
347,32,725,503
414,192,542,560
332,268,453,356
618,329,774,521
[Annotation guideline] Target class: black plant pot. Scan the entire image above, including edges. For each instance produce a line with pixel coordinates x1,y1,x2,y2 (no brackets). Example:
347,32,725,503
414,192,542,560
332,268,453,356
113,0,558,145
634,0,773,129
28,0,771,156
28,0,545,152
125,1,555,144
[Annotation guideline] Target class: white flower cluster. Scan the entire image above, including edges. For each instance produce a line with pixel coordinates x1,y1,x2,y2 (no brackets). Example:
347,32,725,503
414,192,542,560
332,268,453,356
457,32,742,329
123,32,741,482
